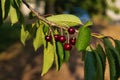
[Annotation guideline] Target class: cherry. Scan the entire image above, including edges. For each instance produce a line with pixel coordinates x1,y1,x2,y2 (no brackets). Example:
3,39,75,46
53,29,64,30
68,27,75,34
64,43,72,50
45,35,51,41
59,36,66,43
69,38,76,45
54,34,60,41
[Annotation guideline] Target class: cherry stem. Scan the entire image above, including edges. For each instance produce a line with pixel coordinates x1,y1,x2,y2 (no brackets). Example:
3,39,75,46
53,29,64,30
60,28,64,35
67,32,70,43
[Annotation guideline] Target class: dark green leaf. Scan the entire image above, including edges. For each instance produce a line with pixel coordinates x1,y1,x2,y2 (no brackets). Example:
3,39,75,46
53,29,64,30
64,50,70,62
55,42,64,70
94,46,105,80
84,51,96,80
105,48,117,80
103,38,120,67
114,40,120,78
76,25,91,52
96,44,106,78
4,0,10,19
103,38,118,80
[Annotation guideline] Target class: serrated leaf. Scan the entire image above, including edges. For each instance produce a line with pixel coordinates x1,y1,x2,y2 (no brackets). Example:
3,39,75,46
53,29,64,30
41,42,54,76
10,5,18,25
20,25,30,45
33,24,44,51
76,24,91,52
46,14,82,27
84,51,96,80
55,42,64,70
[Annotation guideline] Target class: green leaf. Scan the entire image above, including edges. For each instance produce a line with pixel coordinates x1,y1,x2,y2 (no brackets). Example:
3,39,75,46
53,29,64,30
103,38,118,80
33,24,44,51
55,42,64,70
41,42,54,76
46,14,82,27
1,0,5,19
0,0,3,25
75,23,91,51
94,46,105,80
96,44,106,78
9,5,18,25
4,0,10,19
103,38,120,67
84,51,96,80
105,48,116,80
114,40,120,55
64,50,70,62
114,40,120,78
20,25,30,45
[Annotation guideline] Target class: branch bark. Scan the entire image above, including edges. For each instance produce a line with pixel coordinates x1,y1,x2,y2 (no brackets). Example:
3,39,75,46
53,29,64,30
22,0,67,30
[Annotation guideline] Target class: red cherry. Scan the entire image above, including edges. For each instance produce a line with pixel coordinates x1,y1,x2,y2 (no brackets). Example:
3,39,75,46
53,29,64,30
68,27,75,34
70,38,76,45
45,35,51,41
59,36,66,43
54,34,60,41
64,43,72,50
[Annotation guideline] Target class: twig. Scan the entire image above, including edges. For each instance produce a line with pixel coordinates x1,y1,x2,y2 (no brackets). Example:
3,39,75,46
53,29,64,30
22,0,67,30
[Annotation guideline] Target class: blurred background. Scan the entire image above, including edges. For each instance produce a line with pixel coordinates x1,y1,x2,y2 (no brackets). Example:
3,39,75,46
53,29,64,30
0,0,120,80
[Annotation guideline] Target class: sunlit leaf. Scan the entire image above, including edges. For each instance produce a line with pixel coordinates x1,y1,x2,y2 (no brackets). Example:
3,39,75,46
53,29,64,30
1,0,5,19
33,24,44,51
0,0,3,25
41,42,54,76
10,5,18,25
46,14,82,27
20,25,30,45
76,22,91,51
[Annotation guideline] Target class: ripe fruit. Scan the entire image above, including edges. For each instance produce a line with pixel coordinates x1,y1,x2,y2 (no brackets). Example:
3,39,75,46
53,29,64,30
45,35,51,41
54,34,60,41
64,43,72,50
68,27,75,34
70,38,76,45
59,36,66,43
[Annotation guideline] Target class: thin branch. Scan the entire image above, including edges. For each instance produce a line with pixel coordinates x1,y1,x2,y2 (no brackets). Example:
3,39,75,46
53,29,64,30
22,0,67,30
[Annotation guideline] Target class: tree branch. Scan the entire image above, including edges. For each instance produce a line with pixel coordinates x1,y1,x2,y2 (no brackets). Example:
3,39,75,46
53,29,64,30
22,0,67,30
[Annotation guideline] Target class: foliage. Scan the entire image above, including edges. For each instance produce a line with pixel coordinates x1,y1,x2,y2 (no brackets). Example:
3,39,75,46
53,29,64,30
0,0,120,80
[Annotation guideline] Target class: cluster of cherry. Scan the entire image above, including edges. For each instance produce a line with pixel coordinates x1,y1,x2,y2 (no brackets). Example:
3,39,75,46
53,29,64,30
45,27,76,51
